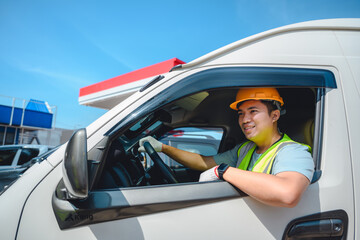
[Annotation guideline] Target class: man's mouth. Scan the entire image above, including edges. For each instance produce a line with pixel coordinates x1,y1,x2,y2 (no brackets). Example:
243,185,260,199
243,125,255,132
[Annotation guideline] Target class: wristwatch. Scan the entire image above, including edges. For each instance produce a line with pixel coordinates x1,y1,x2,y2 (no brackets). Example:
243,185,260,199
217,163,230,180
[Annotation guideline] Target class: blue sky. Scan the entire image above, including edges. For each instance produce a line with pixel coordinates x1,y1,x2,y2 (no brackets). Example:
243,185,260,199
0,0,359,129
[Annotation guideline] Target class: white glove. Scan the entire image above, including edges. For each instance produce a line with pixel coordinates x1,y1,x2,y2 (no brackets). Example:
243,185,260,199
138,136,163,152
199,166,220,182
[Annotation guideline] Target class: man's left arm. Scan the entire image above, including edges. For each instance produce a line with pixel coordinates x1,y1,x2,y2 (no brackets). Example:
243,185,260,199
222,144,313,207
222,168,310,208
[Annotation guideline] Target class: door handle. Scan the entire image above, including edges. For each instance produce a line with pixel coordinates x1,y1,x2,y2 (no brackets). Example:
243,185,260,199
283,210,348,240
287,218,344,238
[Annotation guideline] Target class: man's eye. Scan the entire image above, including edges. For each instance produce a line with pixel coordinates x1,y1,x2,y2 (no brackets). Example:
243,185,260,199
237,112,243,116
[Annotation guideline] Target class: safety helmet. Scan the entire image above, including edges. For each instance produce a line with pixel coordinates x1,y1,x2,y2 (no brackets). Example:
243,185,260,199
230,87,284,110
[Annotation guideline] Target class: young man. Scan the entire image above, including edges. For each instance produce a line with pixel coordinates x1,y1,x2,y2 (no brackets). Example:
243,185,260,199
139,88,314,208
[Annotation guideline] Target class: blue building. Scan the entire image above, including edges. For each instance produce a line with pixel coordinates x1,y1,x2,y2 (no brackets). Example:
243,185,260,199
0,96,56,145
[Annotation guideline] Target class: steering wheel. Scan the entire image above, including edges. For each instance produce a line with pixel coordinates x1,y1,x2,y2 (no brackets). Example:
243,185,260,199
143,142,178,184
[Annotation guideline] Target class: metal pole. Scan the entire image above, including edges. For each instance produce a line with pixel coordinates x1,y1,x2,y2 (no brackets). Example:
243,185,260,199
20,128,25,144
53,106,57,129
3,126,7,145
9,97,15,126
14,127,18,144
20,99,26,127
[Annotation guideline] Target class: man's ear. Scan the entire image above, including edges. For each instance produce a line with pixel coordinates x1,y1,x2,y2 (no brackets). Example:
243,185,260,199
271,110,280,122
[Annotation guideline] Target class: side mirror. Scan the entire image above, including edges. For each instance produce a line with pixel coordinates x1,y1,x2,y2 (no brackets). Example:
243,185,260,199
62,128,88,199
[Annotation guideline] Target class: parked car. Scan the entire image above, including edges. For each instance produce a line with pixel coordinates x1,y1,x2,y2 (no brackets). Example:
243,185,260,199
0,144,53,192
1,19,359,239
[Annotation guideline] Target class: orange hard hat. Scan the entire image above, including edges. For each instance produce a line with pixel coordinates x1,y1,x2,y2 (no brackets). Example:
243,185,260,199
230,88,284,110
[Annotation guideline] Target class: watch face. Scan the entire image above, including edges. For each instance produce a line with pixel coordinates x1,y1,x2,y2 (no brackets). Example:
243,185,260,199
219,163,229,171
218,164,229,179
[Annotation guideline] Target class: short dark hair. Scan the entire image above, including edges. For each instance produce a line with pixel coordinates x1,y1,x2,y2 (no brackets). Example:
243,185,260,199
260,100,279,115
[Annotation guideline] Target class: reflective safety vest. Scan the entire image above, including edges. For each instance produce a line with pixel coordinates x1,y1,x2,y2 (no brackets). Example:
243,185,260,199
236,134,311,174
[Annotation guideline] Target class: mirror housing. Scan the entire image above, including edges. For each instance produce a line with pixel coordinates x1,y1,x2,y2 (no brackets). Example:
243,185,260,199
62,128,88,199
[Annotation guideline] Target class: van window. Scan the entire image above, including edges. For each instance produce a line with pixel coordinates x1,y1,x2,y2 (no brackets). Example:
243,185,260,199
96,87,320,189
0,149,18,166
18,148,40,165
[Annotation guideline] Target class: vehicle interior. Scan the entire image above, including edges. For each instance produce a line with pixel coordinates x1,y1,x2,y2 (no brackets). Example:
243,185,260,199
92,87,317,190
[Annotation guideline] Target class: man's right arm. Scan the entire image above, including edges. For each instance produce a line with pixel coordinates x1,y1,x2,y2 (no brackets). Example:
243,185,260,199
138,136,216,171
162,144,217,171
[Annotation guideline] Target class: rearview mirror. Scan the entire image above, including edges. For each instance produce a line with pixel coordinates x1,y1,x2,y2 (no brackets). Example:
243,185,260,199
62,128,88,199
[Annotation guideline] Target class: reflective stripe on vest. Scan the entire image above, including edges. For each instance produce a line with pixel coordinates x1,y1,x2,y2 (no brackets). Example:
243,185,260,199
236,134,310,174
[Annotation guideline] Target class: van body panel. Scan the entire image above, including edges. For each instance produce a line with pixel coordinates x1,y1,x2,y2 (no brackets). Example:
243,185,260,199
202,30,344,67
45,141,66,169
0,160,53,240
183,18,360,68
16,162,99,240
336,30,360,238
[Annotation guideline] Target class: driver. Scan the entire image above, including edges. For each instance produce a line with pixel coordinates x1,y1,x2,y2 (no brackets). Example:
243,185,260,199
138,88,314,208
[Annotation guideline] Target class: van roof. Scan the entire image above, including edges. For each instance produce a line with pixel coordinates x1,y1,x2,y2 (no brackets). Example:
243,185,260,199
179,18,360,69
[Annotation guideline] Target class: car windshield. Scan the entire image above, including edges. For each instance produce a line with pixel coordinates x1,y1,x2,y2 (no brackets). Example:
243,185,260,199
0,149,18,166
0,146,58,195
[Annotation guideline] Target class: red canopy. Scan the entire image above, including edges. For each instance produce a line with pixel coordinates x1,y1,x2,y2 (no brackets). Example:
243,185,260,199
79,58,185,97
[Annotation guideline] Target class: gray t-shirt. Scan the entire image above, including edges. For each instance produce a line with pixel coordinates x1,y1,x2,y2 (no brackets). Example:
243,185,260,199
213,143,314,181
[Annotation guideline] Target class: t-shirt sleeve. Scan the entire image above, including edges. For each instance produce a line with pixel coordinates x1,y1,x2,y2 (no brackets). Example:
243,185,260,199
213,144,240,167
272,143,314,181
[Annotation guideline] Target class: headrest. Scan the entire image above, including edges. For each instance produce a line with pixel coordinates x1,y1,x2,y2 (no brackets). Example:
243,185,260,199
302,118,315,147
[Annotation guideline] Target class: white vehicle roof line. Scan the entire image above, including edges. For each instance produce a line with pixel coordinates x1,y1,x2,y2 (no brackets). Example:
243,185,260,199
180,18,360,69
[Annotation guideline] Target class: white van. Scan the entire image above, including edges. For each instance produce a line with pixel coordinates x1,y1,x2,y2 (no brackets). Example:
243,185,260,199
1,18,359,240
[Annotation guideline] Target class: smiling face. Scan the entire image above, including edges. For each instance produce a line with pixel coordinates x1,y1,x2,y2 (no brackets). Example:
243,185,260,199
237,100,280,144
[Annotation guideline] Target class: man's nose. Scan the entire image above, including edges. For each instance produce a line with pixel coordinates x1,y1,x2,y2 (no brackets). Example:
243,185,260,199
241,112,250,123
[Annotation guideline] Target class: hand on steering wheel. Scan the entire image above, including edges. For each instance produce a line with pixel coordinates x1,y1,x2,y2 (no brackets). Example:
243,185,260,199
138,136,163,152
139,137,178,184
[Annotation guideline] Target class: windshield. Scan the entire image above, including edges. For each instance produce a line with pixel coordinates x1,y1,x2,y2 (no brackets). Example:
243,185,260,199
0,146,58,195
121,120,163,151
0,149,18,166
